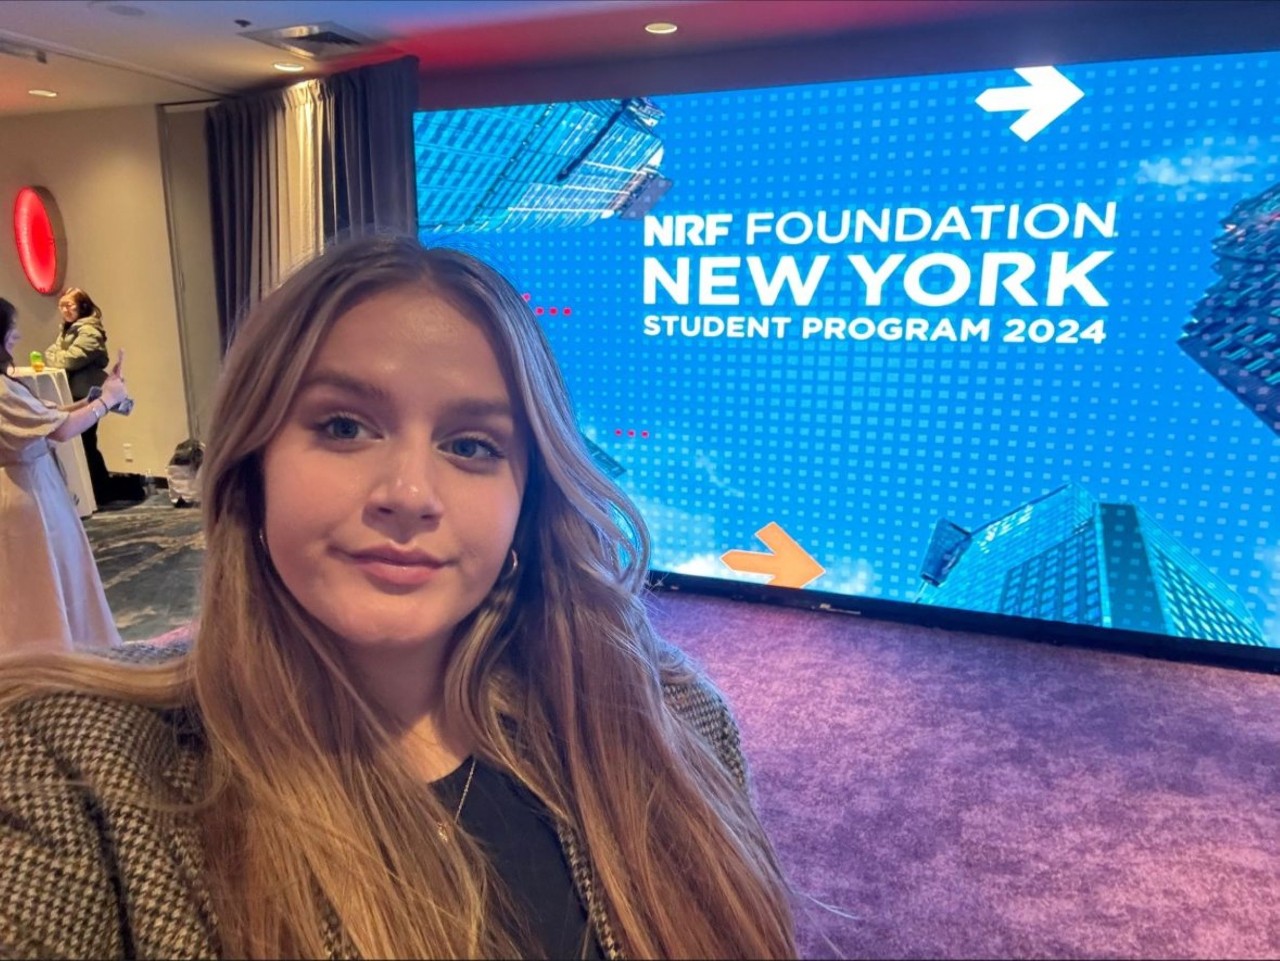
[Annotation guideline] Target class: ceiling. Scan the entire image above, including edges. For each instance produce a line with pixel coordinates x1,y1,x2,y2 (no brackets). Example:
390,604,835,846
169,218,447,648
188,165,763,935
0,0,1035,117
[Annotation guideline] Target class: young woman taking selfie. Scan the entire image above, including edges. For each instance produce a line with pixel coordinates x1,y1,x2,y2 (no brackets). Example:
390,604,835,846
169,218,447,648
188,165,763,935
0,236,796,959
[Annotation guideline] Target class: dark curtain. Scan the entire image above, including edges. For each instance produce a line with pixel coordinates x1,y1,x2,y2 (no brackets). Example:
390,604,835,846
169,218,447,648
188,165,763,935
206,55,419,347
318,57,419,242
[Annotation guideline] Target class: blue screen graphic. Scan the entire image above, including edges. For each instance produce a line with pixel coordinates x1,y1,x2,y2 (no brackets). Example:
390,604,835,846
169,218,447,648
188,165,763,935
415,51,1280,648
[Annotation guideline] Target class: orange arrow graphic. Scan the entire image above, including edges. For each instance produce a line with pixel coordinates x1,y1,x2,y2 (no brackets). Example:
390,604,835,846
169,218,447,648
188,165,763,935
720,522,825,589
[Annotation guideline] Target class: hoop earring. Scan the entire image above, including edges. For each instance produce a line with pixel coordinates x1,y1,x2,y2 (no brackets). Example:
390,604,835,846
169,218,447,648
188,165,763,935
258,526,269,553
502,548,519,580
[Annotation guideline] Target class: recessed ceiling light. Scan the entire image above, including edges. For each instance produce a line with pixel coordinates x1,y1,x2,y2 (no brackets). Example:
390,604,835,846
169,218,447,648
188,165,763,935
645,22,678,35
27,89,58,98
273,62,305,73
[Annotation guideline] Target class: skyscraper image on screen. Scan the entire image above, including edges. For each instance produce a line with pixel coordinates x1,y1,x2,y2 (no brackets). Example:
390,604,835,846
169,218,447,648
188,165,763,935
916,485,1268,645
1178,181,1280,437
414,97,671,234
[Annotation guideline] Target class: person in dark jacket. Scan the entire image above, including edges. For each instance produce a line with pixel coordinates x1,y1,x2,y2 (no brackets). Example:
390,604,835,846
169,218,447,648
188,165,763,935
44,286,113,504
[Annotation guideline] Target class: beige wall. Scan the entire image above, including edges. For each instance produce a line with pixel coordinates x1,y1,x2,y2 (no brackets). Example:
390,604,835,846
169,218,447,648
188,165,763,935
0,105,189,478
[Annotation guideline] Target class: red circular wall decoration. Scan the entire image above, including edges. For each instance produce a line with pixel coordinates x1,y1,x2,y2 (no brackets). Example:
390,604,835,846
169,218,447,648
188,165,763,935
12,186,65,295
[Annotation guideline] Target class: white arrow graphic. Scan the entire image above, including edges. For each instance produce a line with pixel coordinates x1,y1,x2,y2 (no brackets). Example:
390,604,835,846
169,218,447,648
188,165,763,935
976,66,1083,142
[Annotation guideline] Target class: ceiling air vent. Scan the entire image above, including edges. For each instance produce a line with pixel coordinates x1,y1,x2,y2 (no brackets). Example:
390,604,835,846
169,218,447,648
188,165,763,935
240,22,377,61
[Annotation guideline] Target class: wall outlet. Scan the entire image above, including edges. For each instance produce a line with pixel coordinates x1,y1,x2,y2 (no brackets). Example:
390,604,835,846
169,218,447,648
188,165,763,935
123,443,134,462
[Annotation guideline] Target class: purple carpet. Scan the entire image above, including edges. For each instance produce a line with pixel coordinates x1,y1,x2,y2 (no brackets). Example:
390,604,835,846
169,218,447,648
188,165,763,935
647,590,1280,959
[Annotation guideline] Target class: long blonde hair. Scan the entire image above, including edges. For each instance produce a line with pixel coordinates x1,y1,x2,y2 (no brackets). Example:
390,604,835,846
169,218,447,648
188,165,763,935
1,236,796,958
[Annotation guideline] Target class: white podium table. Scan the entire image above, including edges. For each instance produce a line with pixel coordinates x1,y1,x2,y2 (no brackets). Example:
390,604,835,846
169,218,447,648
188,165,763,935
11,366,98,517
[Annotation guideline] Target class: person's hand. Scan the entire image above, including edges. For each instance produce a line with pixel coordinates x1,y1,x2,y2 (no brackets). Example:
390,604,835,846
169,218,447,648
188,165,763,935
101,349,128,409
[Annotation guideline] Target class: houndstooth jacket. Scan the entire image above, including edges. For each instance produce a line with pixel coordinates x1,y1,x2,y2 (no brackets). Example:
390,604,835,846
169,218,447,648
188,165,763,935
0,642,748,960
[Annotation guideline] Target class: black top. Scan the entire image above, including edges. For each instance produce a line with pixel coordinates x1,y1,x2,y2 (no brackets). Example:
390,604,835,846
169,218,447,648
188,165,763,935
432,758,603,960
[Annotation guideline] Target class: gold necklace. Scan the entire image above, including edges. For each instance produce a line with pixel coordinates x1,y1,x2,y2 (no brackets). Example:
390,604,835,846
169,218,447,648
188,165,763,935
436,756,477,842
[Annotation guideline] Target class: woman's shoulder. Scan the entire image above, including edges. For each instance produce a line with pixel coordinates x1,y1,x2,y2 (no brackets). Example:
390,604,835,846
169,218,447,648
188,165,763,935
656,638,728,711
656,644,749,788
660,663,732,728
0,374,36,404
70,316,106,334
0,644,209,958
0,643,202,794
0,374,63,431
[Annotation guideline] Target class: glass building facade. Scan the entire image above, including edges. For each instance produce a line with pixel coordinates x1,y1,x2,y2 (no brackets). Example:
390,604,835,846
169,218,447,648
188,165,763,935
1178,181,1280,438
414,98,670,234
917,485,1268,645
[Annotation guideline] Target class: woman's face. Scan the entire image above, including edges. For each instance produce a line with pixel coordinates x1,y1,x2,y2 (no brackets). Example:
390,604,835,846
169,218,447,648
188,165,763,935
3,318,18,356
260,286,528,655
57,295,78,322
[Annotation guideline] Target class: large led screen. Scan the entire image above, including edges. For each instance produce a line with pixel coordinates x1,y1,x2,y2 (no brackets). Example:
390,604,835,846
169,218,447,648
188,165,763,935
415,50,1280,650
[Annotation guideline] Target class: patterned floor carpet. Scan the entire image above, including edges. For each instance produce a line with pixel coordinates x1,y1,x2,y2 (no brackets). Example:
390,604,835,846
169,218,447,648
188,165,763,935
84,495,203,641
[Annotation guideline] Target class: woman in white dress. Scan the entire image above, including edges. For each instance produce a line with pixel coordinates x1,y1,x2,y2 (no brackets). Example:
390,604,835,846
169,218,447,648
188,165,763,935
0,297,128,653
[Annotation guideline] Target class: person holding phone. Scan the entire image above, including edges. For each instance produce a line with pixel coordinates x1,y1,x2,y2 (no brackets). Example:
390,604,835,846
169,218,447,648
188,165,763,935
1,297,125,653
